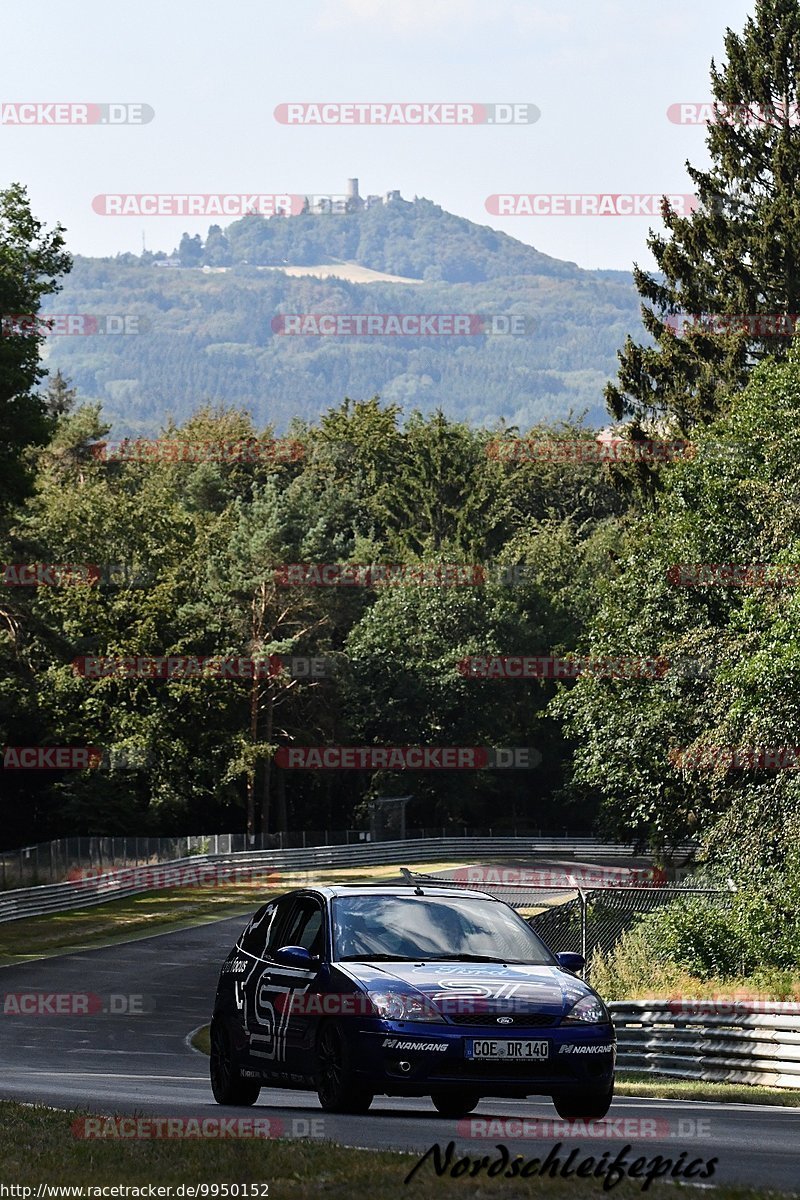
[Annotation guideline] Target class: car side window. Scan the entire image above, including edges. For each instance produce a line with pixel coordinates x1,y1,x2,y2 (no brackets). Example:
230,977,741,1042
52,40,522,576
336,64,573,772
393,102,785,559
238,902,277,959
276,897,325,958
263,895,304,960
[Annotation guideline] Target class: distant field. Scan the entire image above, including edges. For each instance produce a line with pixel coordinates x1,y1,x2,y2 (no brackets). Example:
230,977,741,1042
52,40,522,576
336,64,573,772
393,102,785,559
258,260,420,284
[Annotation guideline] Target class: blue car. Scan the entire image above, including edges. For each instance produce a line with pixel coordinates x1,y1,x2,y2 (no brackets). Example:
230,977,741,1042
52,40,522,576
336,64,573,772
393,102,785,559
210,884,615,1118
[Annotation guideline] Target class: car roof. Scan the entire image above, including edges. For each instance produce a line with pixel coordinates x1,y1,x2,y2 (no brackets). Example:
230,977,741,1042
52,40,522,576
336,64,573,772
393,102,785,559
281,885,499,901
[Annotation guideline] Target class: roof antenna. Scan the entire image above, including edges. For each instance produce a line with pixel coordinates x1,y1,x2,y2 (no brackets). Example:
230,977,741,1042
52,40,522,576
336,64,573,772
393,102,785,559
400,867,423,895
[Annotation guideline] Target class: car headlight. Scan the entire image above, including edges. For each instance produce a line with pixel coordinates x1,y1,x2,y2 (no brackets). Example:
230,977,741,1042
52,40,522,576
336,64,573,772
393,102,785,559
562,994,610,1025
366,990,445,1023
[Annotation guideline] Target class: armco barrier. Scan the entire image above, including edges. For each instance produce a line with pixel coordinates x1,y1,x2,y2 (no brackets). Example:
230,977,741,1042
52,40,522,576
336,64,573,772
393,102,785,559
0,837,686,924
611,1000,800,1090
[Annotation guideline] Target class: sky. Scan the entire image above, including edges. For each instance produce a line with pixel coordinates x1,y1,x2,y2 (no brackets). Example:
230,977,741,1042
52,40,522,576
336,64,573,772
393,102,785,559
0,0,754,272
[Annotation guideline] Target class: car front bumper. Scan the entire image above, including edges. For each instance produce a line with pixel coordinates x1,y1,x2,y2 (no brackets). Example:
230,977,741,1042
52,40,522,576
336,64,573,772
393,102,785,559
342,1019,616,1097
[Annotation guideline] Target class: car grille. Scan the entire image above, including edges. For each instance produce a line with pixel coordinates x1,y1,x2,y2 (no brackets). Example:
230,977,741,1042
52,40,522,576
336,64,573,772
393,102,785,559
447,1012,561,1027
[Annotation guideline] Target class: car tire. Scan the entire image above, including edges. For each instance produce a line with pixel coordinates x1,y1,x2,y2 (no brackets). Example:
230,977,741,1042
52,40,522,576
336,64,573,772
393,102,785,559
210,1019,261,1106
552,1083,613,1121
430,1090,481,1117
315,1022,374,1113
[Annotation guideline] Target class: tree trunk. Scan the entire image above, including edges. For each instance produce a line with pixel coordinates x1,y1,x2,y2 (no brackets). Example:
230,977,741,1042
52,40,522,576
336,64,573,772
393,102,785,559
247,672,258,843
276,763,287,832
259,690,275,840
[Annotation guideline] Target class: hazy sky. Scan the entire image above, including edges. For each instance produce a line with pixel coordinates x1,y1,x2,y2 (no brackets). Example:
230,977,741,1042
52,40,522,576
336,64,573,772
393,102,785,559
1,0,753,271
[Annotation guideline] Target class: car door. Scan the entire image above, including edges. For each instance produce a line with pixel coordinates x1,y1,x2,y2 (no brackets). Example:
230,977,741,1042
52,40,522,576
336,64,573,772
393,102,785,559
238,894,296,1078
265,894,327,1078
242,893,324,1081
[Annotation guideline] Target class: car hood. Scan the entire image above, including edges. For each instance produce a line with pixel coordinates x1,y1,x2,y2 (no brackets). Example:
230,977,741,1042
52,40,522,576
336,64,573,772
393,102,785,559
334,959,594,1018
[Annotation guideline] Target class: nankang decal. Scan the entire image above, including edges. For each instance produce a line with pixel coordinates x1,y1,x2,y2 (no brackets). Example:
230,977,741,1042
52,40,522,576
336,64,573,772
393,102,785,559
559,1043,614,1055
382,1038,448,1052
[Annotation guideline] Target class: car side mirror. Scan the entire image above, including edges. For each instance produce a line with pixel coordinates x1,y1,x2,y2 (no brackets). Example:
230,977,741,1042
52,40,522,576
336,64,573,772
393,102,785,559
556,952,586,974
274,944,314,969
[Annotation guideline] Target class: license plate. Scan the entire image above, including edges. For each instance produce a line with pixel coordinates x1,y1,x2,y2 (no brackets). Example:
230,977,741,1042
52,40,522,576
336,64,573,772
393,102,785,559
466,1039,549,1060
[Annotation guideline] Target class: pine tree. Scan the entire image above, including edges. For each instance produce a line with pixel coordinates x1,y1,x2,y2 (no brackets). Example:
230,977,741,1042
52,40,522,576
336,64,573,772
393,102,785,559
606,0,800,432
43,369,77,418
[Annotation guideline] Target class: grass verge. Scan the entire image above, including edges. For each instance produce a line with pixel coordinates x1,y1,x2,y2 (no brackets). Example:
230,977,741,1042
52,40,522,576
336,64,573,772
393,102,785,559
614,1071,800,1107
0,1100,784,1197
191,1024,211,1055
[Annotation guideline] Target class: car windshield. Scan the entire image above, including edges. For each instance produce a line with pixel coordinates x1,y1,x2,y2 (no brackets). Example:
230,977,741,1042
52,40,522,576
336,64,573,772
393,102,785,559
331,894,555,964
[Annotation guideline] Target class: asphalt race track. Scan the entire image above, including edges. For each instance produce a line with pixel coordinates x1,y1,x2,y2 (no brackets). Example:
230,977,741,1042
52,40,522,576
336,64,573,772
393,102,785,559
0,915,798,1192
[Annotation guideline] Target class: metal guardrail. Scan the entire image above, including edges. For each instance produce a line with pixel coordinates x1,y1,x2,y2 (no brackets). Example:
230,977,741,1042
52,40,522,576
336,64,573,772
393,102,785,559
611,1000,800,1090
0,828,653,888
0,837,675,925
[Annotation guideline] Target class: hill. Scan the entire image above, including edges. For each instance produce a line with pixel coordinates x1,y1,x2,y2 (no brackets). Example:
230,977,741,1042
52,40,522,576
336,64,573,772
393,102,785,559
40,195,642,435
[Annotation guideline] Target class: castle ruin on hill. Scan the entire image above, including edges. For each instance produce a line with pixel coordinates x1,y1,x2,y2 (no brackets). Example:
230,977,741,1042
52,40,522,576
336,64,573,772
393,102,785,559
303,178,403,215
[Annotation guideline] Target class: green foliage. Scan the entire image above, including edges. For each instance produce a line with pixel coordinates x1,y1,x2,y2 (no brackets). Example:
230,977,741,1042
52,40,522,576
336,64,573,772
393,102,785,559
643,897,754,978
1,395,623,843
0,183,71,513
607,0,800,431
553,350,800,854
593,861,800,998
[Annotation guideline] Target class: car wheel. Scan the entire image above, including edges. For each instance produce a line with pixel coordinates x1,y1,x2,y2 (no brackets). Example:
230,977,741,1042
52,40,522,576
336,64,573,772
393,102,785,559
315,1022,374,1113
430,1090,481,1117
210,1019,261,1106
552,1083,613,1121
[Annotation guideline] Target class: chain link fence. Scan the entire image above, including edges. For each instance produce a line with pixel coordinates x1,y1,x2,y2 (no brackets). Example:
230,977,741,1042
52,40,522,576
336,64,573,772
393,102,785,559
411,867,729,979
0,835,228,890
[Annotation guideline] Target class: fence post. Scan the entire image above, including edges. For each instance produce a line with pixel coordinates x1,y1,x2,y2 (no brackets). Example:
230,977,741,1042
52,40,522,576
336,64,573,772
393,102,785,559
579,889,588,979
